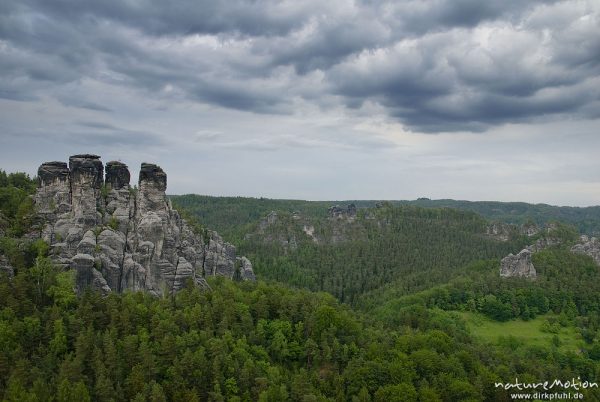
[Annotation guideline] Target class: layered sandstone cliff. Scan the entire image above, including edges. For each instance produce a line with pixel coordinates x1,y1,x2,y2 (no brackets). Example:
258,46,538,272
35,154,254,296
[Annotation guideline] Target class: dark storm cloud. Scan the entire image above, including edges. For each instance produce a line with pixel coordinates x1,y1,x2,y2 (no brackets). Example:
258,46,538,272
375,0,562,34
0,0,599,132
64,124,165,147
18,0,313,38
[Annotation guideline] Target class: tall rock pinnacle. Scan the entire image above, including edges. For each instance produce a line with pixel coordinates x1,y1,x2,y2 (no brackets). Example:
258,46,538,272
34,154,255,296
105,161,130,190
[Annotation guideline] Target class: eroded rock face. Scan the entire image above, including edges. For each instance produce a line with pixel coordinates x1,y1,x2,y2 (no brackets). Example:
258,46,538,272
34,155,254,296
571,236,600,265
0,256,14,279
329,204,354,218
500,249,536,278
69,154,103,223
237,256,256,281
486,222,513,242
105,161,130,190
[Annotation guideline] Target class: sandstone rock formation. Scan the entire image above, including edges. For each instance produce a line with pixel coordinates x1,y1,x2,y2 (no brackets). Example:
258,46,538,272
328,204,357,219
498,223,566,279
500,249,536,278
571,236,600,265
0,255,14,279
526,236,562,253
485,222,514,242
35,154,254,296
486,222,540,242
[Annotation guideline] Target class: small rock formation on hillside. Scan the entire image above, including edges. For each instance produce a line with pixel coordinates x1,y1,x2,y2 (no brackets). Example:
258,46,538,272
486,222,541,242
499,223,589,279
0,255,14,279
526,236,562,253
34,154,254,296
485,222,515,242
252,211,299,251
500,249,536,278
571,236,600,265
521,222,540,237
498,223,564,279
328,204,357,219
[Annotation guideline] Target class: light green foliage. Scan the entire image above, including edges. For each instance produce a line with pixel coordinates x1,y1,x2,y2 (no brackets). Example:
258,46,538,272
1,264,600,400
0,168,599,400
47,270,76,308
108,216,119,230
30,256,57,305
457,311,581,353
100,184,109,201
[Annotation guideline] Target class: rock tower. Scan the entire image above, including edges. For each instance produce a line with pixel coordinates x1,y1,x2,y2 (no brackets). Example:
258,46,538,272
35,154,254,296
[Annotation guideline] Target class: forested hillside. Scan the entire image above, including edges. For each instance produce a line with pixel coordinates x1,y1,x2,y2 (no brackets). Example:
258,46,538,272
2,172,600,401
171,195,600,237
2,268,600,401
238,206,529,305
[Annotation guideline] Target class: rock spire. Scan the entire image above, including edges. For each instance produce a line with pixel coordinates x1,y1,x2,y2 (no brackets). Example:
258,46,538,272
34,154,254,296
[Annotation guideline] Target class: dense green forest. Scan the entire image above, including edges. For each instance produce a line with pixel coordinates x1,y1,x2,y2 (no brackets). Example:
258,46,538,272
171,194,600,237
2,171,600,400
237,207,531,305
2,256,600,401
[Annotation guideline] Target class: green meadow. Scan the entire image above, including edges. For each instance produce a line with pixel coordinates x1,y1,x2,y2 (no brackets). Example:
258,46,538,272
456,311,582,353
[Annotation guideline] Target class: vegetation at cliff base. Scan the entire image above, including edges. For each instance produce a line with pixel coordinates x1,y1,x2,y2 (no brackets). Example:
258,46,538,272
2,171,600,400
2,269,600,401
0,170,36,237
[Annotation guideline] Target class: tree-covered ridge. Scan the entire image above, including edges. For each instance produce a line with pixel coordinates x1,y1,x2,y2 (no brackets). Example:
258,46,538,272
403,199,600,236
170,195,333,241
2,268,600,402
236,205,531,305
170,194,600,238
2,169,600,401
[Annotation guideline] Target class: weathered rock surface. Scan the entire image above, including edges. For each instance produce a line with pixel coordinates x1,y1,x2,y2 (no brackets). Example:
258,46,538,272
105,161,130,190
485,222,514,241
0,255,14,279
486,222,540,242
500,249,536,278
571,236,600,265
526,236,562,253
34,155,254,295
237,256,256,281
498,223,563,278
328,204,357,219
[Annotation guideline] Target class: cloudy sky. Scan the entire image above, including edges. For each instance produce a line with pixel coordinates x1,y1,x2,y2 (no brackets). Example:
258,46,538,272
1,0,599,206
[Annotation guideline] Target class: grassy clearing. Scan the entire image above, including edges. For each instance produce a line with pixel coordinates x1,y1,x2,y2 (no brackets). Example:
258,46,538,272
455,311,582,353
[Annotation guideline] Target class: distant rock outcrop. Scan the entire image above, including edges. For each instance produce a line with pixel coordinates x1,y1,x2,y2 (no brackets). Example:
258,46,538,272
328,204,357,219
34,154,254,296
0,255,14,279
500,249,536,278
486,222,540,242
485,222,514,242
497,223,562,279
571,236,600,265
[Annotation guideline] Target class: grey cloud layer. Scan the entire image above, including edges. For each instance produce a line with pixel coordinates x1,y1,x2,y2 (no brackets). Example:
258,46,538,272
1,0,599,132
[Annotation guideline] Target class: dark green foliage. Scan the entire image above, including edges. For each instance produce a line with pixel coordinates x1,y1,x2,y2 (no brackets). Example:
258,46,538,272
170,194,333,241
170,194,600,237
0,169,599,400
240,206,528,305
2,272,599,401
0,169,37,237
